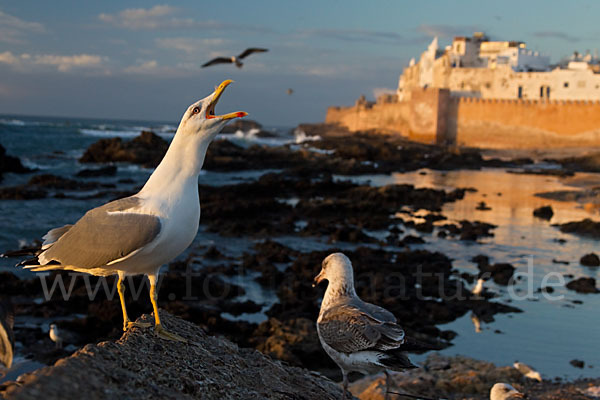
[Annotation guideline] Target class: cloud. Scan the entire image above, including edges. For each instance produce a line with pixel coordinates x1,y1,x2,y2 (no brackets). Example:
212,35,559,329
155,37,227,55
417,24,480,39
532,31,581,43
0,9,45,44
124,60,159,74
0,51,107,72
300,28,404,44
99,5,272,33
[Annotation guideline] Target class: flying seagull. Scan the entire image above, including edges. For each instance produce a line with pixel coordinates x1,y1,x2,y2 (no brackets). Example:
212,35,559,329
22,80,247,342
0,301,14,369
314,253,417,400
513,362,542,382
201,48,268,68
490,383,525,400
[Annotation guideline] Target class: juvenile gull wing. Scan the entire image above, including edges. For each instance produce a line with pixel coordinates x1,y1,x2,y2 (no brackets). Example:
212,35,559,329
201,57,233,67
318,303,405,354
237,48,268,59
34,196,161,270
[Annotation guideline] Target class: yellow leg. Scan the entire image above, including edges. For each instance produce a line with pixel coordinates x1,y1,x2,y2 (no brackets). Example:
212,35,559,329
118,275,151,332
149,274,187,342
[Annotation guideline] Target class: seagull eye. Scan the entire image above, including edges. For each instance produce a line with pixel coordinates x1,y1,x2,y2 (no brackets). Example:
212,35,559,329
192,107,200,114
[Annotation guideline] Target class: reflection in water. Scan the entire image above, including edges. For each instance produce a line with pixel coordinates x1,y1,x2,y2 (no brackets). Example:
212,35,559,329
340,168,600,379
470,312,482,333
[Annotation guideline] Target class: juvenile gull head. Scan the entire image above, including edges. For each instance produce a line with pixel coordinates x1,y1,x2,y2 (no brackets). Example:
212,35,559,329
22,80,247,342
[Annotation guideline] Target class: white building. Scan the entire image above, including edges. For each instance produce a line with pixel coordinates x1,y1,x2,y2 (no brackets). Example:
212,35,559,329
397,33,600,101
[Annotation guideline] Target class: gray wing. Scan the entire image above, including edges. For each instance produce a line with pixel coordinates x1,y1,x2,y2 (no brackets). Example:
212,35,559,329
354,298,397,323
238,48,268,59
39,196,161,269
202,57,233,67
318,303,405,354
41,224,73,249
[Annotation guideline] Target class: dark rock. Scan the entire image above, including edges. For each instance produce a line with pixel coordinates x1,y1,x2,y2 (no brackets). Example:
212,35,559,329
570,359,585,368
79,131,169,168
75,166,117,178
580,253,600,267
533,205,554,220
1,312,343,400
566,277,599,294
219,119,262,134
556,219,600,239
0,143,31,182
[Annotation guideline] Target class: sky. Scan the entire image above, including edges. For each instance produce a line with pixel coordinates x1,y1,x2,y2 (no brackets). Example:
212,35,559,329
0,0,599,126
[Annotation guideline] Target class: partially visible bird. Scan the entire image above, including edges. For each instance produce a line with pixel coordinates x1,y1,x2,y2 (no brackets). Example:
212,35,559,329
202,48,268,68
513,362,542,382
490,383,525,400
22,80,247,342
49,324,63,349
314,253,417,400
472,278,485,296
0,301,14,369
286,88,294,96
470,312,482,333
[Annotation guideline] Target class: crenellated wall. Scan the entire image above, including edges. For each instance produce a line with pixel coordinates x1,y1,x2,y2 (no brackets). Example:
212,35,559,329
446,97,600,148
326,89,600,149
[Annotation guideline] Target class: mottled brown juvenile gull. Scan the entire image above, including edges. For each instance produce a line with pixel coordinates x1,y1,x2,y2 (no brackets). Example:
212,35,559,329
490,383,525,399
313,253,417,400
22,80,247,341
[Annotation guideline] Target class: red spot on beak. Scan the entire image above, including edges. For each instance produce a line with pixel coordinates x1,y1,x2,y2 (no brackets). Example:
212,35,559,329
237,112,247,118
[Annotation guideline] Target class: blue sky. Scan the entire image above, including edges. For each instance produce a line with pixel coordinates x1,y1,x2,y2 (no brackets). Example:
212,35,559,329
0,0,597,126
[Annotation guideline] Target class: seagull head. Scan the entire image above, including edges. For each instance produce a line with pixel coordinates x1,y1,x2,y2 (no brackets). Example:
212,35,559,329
179,79,247,141
490,383,525,400
313,252,354,287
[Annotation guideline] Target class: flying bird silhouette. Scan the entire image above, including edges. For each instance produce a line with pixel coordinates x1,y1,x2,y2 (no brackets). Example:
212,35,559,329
202,48,268,68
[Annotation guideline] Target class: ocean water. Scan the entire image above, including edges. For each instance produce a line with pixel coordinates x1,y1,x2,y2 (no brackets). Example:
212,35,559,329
1,115,599,380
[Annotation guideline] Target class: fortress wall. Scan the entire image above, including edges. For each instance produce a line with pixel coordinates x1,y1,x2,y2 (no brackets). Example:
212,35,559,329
448,97,600,148
325,88,445,143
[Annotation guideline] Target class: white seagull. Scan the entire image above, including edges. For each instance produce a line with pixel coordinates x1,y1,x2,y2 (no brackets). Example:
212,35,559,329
201,48,268,68
513,361,542,382
49,324,63,349
490,383,525,400
472,278,485,296
22,80,247,341
314,253,417,400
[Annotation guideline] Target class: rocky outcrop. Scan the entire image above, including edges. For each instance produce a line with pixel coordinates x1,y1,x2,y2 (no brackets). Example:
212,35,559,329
79,131,169,168
0,143,30,182
1,311,345,400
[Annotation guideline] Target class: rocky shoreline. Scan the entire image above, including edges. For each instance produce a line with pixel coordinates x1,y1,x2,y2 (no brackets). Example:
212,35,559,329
1,123,599,397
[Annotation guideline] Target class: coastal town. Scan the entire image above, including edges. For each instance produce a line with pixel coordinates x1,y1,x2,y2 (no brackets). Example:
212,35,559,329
327,33,600,148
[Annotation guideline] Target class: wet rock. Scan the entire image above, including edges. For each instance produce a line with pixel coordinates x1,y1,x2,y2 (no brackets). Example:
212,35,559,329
458,221,496,241
1,312,343,400
219,119,262,134
533,205,554,220
580,253,600,267
251,317,333,371
0,186,47,200
0,143,31,182
570,359,585,369
556,219,600,239
472,256,515,285
566,277,599,294
28,174,100,191
75,166,117,178
79,131,169,168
